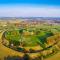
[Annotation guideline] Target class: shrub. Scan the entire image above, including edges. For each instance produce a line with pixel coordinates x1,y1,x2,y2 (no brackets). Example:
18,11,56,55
29,49,36,53
16,47,25,52
23,54,30,60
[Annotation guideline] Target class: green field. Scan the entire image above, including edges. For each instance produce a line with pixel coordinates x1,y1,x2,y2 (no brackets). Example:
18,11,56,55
0,23,60,60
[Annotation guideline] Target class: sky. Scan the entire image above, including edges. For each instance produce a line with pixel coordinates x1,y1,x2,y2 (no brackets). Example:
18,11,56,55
0,0,60,17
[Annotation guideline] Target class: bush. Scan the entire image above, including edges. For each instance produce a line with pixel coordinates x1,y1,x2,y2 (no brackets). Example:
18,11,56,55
16,47,25,52
23,54,30,60
29,49,36,53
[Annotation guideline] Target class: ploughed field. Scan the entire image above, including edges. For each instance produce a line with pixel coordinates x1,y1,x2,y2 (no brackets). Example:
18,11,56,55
1,24,60,60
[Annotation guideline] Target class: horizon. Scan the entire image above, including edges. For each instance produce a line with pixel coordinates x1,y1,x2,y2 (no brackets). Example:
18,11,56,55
0,0,60,17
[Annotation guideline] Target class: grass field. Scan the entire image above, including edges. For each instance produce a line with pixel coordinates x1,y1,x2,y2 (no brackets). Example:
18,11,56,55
0,31,60,60
45,52,60,60
0,32,24,60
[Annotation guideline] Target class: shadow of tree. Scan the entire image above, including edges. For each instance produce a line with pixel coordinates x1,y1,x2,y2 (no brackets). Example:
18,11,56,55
4,54,30,60
4,54,43,60
4,56,23,60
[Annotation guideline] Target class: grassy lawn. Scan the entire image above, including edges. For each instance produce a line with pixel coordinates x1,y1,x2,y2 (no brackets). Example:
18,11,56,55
0,32,24,60
0,31,42,60
0,26,60,60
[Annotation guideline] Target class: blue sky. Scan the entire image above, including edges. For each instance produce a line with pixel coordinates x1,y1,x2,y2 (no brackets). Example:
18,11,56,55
0,0,60,6
0,0,60,17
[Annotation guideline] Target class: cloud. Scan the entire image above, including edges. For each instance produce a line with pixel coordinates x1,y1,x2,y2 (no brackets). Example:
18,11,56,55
0,6,60,17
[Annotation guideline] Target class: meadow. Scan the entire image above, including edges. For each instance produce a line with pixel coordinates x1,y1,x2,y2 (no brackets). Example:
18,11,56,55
0,20,60,60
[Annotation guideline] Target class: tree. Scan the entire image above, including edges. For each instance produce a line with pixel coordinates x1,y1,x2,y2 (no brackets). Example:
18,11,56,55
5,30,21,47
